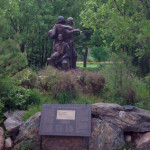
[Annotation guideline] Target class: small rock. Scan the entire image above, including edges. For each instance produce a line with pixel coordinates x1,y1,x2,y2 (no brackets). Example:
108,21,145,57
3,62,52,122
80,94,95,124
0,127,4,150
4,117,23,136
125,135,132,142
136,132,150,150
5,137,13,149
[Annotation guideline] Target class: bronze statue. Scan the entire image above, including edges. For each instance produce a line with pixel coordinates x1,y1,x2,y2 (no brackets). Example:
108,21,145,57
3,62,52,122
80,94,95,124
47,16,82,71
47,33,70,71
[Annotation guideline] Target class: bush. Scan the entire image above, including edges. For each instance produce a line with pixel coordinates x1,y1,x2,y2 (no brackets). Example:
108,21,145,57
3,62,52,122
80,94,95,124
39,66,106,98
0,76,13,123
100,53,150,109
39,66,77,102
77,71,105,95
13,68,37,89
2,86,41,111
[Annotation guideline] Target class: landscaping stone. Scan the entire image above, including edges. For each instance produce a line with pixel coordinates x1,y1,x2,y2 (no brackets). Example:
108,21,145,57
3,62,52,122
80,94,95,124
135,132,150,150
92,103,150,132
4,110,26,137
5,137,13,149
90,118,125,150
4,117,23,137
4,110,26,121
13,103,150,150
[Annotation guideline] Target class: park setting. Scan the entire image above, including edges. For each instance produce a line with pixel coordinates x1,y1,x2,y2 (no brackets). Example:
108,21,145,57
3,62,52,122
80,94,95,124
0,0,150,149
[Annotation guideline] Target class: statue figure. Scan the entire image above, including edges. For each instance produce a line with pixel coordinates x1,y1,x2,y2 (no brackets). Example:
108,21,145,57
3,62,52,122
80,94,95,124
47,34,70,71
47,16,82,71
65,17,82,69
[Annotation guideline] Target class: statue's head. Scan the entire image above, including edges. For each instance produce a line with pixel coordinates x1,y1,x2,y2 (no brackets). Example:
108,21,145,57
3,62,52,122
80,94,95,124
58,34,63,41
66,17,74,26
57,16,66,24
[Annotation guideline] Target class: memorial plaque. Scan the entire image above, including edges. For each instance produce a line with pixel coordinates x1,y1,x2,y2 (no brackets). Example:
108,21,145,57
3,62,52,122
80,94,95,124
39,104,91,137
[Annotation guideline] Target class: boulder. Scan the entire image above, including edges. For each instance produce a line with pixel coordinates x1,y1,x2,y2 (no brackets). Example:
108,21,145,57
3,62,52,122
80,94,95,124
92,103,150,132
90,118,125,150
13,103,150,149
4,118,23,137
135,132,150,150
14,112,125,150
5,137,13,149
4,110,26,137
0,127,4,150
4,110,26,121
14,112,41,150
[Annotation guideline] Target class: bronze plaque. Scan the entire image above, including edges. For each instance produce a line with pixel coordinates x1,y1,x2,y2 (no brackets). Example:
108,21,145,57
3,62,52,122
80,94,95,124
39,104,91,137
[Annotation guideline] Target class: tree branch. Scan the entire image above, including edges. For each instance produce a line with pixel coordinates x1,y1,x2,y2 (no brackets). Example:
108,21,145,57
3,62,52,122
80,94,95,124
139,0,150,20
10,18,18,33
113,0,124,16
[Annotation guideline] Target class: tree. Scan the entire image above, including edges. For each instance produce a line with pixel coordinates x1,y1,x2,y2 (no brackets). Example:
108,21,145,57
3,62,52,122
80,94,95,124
80,0,150,74
1,0,88,67
0,18,27,76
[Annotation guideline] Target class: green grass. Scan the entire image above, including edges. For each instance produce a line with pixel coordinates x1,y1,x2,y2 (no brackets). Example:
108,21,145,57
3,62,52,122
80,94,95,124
77,63,99,68
77,62,112,71
23,95,58,121
77,63,100,71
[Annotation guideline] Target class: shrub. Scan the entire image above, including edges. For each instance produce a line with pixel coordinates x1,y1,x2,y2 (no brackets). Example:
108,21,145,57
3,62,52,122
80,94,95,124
39,66,77,102
2,86,41,111
0,100,4,124
100,53,150,109
77,71,105,95
13,68,37,89
19,140,35,150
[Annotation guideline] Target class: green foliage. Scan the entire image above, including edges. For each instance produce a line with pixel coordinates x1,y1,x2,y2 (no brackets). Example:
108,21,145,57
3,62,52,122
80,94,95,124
39,66,77,101
100,53,150,109
80,0,150,74
13,68,37,88
23,95,57,121
0,0,87,67
0,99,4,124
19,140,35,150
0,18,27,76
4,130,9,139
39,66,106,97
90,46,110,62
1,86,41,111
77,71,105,95
119,141,135,150
57,91,76,104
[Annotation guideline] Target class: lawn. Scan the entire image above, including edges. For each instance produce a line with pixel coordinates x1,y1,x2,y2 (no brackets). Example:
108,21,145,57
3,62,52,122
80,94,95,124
77,62,111,71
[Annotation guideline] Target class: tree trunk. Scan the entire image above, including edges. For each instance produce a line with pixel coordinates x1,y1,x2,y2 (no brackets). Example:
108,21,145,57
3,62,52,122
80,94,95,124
45,37,48,65
20,43,25,53
83,48,88,68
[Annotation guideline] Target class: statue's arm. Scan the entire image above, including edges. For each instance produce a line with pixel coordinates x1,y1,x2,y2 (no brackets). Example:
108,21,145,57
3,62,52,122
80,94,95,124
66,29,82,35
48,26,56,39
55,24,73,30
